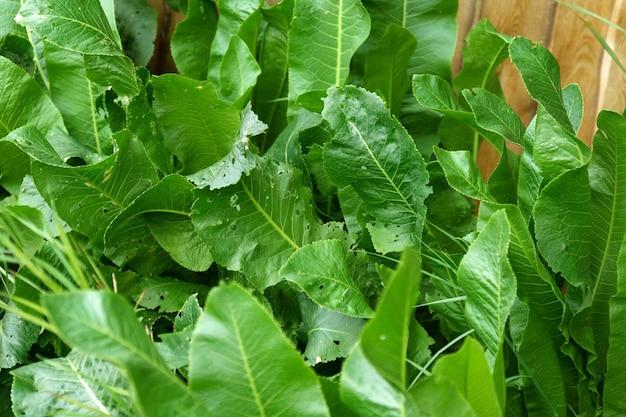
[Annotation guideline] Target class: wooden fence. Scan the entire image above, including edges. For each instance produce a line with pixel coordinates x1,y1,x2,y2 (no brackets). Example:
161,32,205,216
147,0,626,173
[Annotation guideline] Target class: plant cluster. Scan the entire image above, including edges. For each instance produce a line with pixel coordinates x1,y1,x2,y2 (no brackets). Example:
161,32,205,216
0,0,624,416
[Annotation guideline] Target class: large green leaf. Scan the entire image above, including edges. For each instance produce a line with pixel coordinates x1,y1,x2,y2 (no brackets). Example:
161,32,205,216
363,24,416,114
533,167,591,286
219,35,260,107
170,0,217,80
11,351,134,417
33,132,158,249
280,239,373,318
44,43,112,154
323,86,430,254
604,238,626,416
17,0,139,98
509,37,574,135
430,338,502,417
0,0,24,40
104,175,212,273
364,0,458,78
0,56,65,139
288,0,370,108
151,74,241,174
189,283,330,417
462,88,525,145
458,210,516,356
206,0,262,81
192,158,321,289
43,291,204,417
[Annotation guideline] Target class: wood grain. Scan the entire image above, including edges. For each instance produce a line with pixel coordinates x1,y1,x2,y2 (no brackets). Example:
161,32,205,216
599,0,626,116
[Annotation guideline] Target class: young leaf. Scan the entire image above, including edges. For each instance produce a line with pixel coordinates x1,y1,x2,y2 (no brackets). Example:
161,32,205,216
458,210,516,356
434,148,495,202
509,37,574,135
288,0,370,109
11,351,134,416
430,338,502,417
170,0,217,80
454,19,509,91
192,158,321,289
151,74,241,174
462,88,525,145
43,291,205,417
189,283,331,417
323,86,431,254
280,239,374,318
533,166,591,286
363,24,416,114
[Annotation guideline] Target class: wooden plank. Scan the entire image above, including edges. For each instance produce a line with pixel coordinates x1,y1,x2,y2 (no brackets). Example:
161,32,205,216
599,0,626,116
452,0,479,74
549,0,616,143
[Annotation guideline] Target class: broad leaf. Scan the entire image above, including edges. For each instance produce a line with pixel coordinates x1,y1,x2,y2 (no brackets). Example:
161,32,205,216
458,209,516,356
288,0,370,108
151,74,241,174
463,88,525,145
43,291,204,417
0,307,39,369
33,132,158,249
104,175,212,273
192,158,321,289
170,0,217,80
434,148,495,202
219,35,260,107
323,86,430,254
114,0,157,66
11,351,134,417
189,283,330,417
281,239,373,318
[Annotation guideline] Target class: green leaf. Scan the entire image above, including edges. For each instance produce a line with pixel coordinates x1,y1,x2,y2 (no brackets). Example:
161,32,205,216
533,166,591,286
114,0,157,66
288,0,370,108
361,248,421,389
320,378,359,417
453,19,509,91
266,108,322,169
281,239,373,318
430,338,502,417
189,283,330,417
0,307,39,369
187,104,266,190
363,24,416,114
412,74,467,118
364,0,458,79
43,291,204,417
253,0,292,147
192,158,321,289
0,0,24,40
0,204,45,257
299,296,365,365
0,56,65,139
458,210,516,356
533,85,590,179
219,35,260,107
151,74,241,174
44,43,112,154
206,0,262,81
104,175,212,273
323,86,430,254
11,351,134,416
462,88,525,145
604,238,626,416
509,37,574,135
409,376,477,417
33,132,158,250
434,148,495,202
126,275,208,314
170,0,217,80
